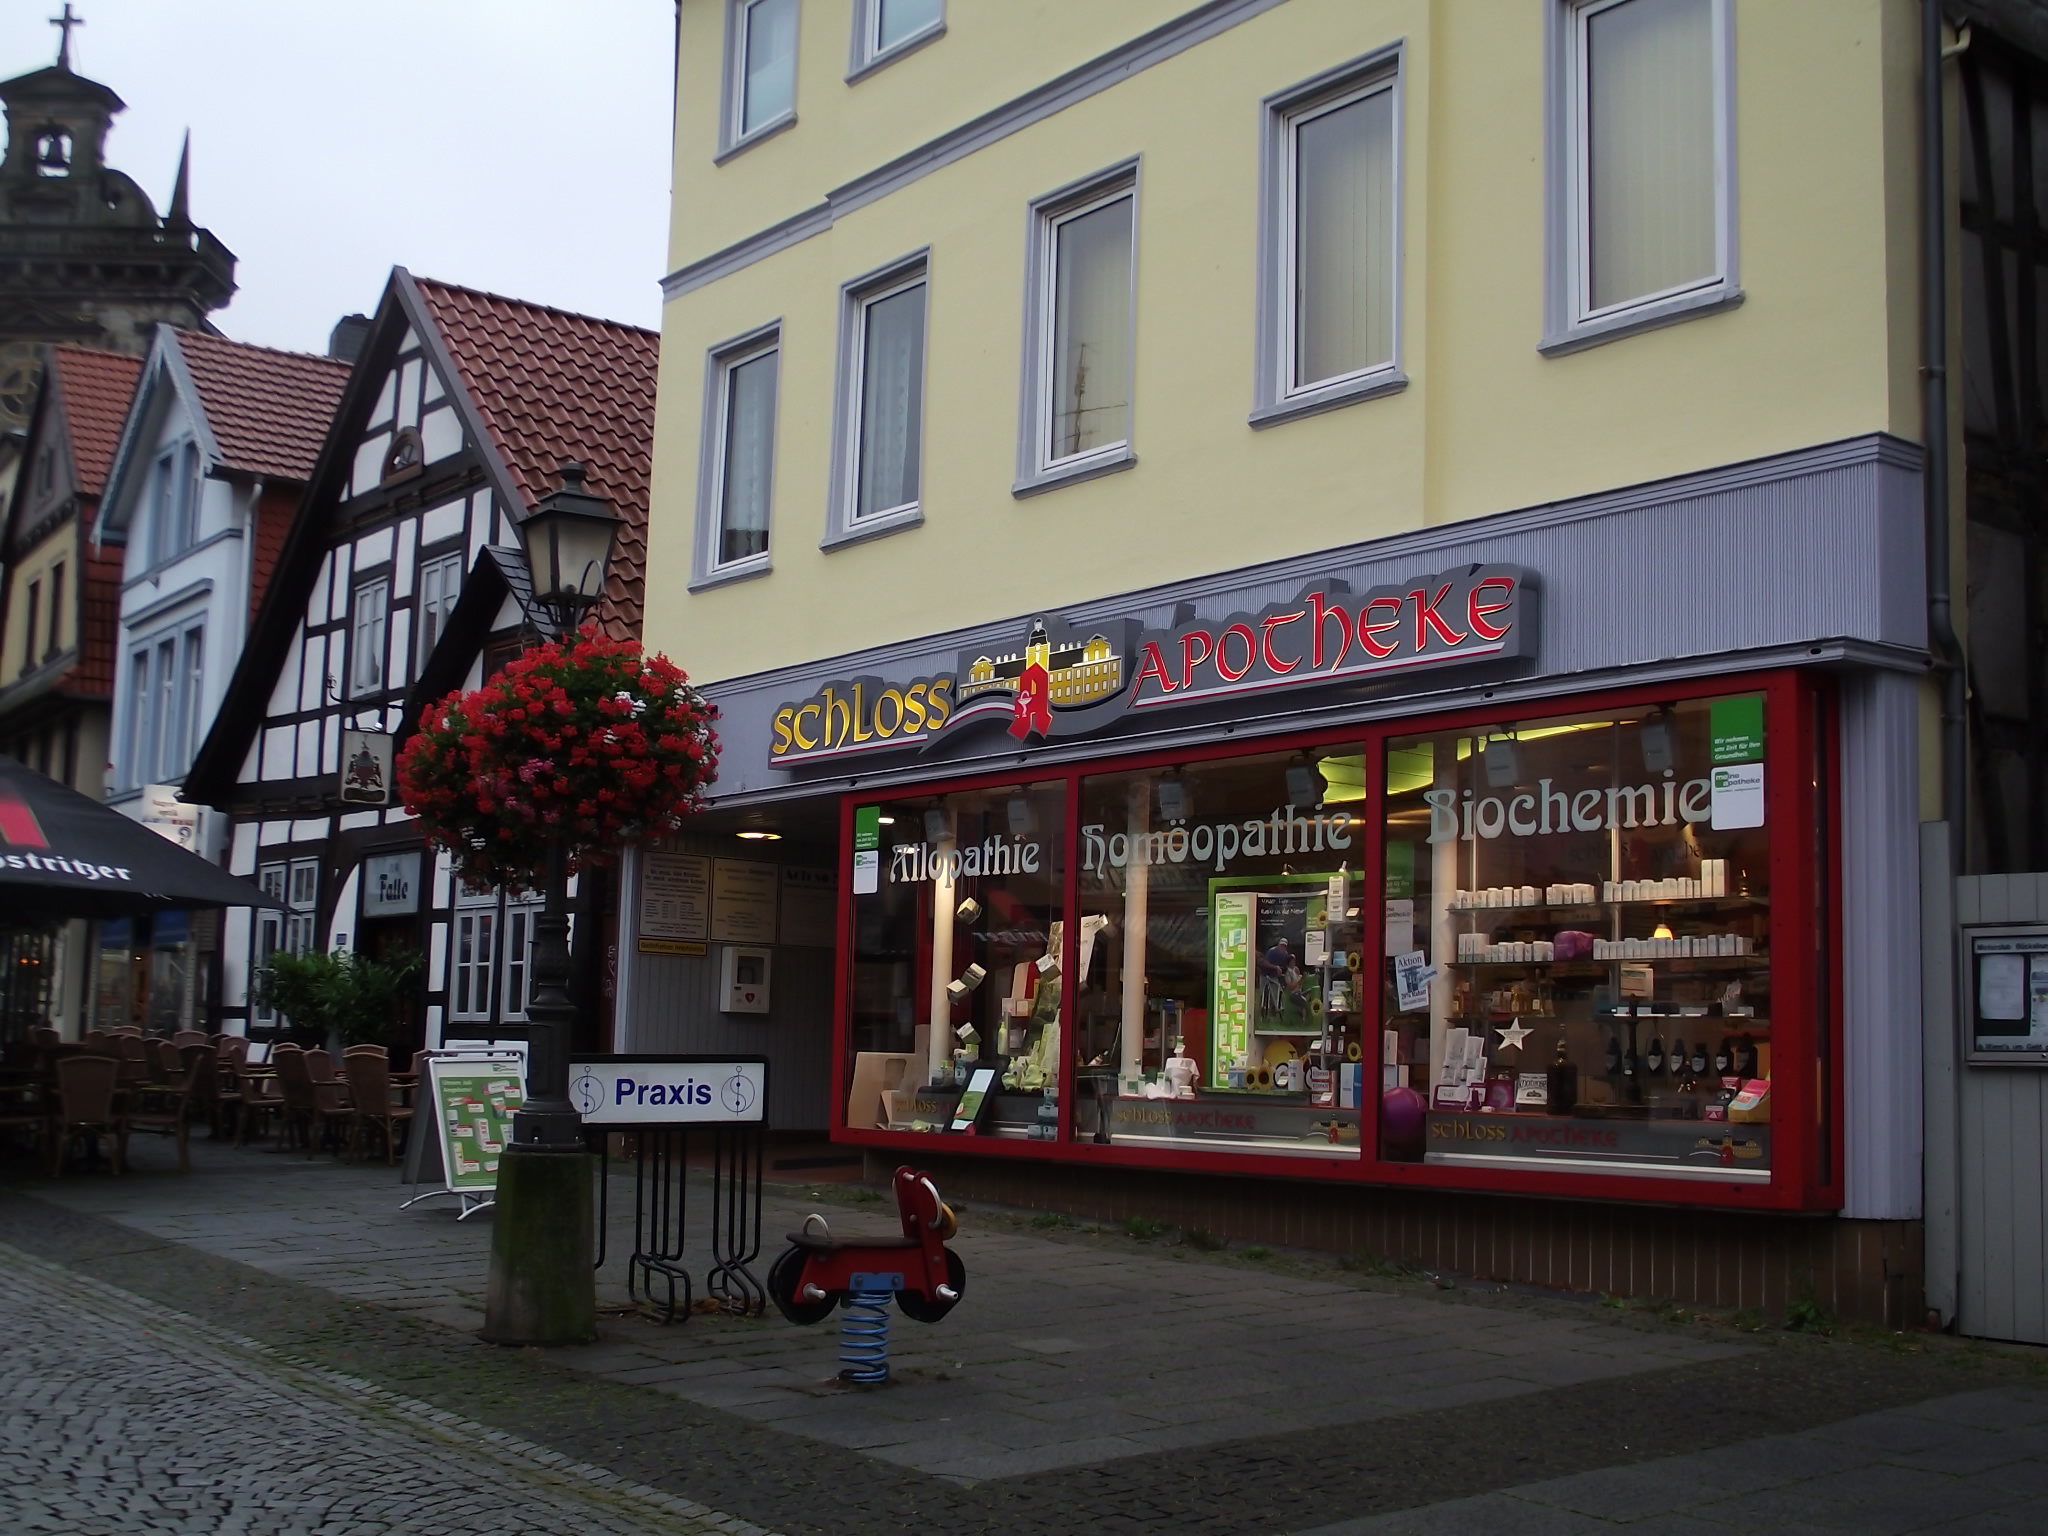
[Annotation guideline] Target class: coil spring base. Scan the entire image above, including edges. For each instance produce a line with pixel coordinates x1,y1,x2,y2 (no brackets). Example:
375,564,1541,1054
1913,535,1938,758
838,1284,894,1384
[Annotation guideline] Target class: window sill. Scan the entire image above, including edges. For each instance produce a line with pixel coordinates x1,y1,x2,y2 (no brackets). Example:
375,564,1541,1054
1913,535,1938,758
1249,369,1407,430
1012,447,1137,500
1540,284,1744,357
715,113,797,166
689,552,773,592
821,504,924,551
847,22,945,83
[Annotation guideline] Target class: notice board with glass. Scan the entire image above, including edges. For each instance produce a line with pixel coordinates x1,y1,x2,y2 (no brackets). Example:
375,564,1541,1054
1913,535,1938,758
1968,927,2048,1064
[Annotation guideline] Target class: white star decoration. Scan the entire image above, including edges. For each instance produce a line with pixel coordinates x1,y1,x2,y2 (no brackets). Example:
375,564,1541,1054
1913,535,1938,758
1494,1021,1533,1053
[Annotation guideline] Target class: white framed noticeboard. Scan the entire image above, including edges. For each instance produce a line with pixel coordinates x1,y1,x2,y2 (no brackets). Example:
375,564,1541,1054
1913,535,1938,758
1966,925,2048,1065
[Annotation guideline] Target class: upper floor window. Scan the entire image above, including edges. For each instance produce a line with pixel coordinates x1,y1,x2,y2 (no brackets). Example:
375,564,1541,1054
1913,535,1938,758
850,0,942,78
1545,0,1736,352
694,325,780,586
1016,164,1137,495
351,578,389,697
726,0,799,153
126,623,204,787
150,441,201,565
827,254,928,546
418,552,463,661
1255,50,1404,425
45,562,63,661
20,581,40,679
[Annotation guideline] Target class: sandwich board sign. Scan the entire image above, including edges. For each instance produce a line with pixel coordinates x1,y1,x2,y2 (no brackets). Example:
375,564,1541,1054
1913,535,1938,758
399,1052,525,1218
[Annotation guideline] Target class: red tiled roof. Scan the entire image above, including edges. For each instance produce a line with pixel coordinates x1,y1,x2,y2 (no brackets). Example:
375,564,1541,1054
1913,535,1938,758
48,347,144,496
410,278,658,639
175,330,349,482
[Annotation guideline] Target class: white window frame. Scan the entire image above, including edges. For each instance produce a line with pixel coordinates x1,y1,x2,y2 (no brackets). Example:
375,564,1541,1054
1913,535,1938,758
253,864,288,1027
1014,160,1141,498
417,551,463,663
691,322,781,589
123,620,204,787
351,577,389,697
450,880,498,1023
1542,0,1739,355
825,251,930,548
498,895,542,1023
847,0,944,81
1252,46,1407,428
719,0,801,160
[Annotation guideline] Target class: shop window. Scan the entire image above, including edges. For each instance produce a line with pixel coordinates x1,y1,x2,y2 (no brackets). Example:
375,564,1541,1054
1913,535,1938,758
500,897,540,1019
450,880,497,1022
696,326,780,585
1070,746,1369,1159
725,0,799,152
1016,165,1137,494
849,0,942,78
826,254,928,546
847,782,1066,1139
1546,0,1736,352
1380,694,1774,1181
1256,51,1403,424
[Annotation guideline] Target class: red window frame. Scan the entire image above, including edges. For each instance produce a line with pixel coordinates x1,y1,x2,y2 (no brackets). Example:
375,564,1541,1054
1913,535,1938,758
829,668,1844,1212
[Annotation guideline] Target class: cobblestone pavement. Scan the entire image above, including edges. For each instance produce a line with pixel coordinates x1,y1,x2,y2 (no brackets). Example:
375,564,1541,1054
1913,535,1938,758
5,1134,2047,1534
0,1237,769,1536
26,1136,1748,1480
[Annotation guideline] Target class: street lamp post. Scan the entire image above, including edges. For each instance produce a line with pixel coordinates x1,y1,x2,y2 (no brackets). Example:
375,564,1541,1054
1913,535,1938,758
482,462,621,1346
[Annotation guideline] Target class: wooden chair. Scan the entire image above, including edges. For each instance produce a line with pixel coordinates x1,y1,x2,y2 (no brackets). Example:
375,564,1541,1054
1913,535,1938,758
114,1034,152,1089
236,1067,283,1147
0,1082,50,1163
271,1044,314,1151
120,1050,192,1174
343,1051,414,1164
172,1029,209,1048
49,1056,123,1176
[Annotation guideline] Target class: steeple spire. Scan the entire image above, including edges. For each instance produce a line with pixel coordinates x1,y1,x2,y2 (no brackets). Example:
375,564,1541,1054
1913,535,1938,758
166,130,190,227
50,4,84,72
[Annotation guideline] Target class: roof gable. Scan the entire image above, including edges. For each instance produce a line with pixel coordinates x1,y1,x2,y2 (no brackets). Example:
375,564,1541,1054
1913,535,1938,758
46,347,144,498
184,268,657,807
172,330,349,481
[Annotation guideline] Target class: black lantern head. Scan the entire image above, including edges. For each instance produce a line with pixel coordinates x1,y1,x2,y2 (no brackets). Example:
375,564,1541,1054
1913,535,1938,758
520,461,621,632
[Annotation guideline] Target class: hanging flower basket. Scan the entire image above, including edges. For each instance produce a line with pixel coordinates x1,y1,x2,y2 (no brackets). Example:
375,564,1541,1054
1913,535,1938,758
398,631,719,891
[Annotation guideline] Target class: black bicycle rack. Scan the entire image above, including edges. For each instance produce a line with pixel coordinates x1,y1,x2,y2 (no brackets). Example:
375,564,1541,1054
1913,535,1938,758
581,1055,769,1325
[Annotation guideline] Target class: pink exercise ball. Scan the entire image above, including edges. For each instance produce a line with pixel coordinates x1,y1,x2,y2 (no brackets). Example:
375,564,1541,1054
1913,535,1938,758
1381,1085,1427,1149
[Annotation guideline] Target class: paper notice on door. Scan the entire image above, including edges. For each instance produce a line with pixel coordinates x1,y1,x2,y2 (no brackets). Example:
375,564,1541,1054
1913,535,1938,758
1394,950,1435,1013
1383,898,1414,960
1980,951,2026,1021
1710,763,1765,830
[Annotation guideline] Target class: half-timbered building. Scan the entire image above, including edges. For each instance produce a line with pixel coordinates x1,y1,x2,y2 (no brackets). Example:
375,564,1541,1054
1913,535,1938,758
182,269,655,1049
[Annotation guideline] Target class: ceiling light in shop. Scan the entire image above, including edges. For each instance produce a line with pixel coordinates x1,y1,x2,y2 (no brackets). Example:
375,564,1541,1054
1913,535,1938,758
1155,777,1188,821
1007,795,1036,838
736,830,781,841
1285,762,1320,808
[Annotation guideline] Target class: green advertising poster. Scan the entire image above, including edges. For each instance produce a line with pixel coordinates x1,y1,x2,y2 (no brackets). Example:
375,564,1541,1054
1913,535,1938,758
1211,890,1252,1080
1384,840,1414,899
1710,694,1765,764
852,805,881,895
431,1062,525,1190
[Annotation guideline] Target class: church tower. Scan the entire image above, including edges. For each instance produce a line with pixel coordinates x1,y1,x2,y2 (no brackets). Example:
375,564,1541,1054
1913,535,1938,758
0,8,236,431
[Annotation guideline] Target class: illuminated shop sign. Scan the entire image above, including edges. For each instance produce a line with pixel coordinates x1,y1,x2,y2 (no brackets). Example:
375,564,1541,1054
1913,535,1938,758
768,563,1534,767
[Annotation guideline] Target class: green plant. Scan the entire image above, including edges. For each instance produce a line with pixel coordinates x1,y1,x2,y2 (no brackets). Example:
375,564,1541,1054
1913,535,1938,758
1784,1292,1837,1334
1732,1305,1767,1332
1123,1216,1166,1240
253,947,421,1046
1242,1245,1272,1261
1182,1227,1225,1251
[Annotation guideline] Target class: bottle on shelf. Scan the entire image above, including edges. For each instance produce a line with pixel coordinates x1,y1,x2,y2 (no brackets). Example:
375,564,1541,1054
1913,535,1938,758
1604,1031,1623,1077
1734,1034,1759,1079
1690,1040,1709,1076
1646,1034,1665,1076
1713,1037,1733,1077
1669,1037,1687,1080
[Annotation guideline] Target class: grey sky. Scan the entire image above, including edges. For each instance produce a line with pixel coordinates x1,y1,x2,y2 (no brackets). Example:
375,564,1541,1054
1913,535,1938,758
0,2,676,354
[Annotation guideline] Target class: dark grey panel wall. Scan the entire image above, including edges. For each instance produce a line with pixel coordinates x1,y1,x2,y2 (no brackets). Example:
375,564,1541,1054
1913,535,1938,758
617,832,835,1131
701,434,1926,803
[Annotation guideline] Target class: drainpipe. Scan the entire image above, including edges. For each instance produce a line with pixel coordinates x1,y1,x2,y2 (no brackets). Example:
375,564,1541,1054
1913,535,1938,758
1924,0,1968,866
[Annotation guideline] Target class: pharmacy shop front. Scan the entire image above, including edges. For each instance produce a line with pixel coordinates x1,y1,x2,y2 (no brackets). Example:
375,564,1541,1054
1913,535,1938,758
690,439,1929,1319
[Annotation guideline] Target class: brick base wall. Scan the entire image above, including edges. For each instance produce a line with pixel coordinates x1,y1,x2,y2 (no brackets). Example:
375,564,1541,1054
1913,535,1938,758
876,1151,1925,1329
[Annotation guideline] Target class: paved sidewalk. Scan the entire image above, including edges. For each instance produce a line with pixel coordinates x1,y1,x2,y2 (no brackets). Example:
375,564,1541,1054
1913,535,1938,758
1296,1386,2048,1534
0,1237,765,1536
26,1135,1744,1481
6,1132,2046,1535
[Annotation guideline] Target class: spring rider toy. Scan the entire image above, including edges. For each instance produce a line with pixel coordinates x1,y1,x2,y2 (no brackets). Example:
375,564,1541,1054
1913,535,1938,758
767,1165,966,1383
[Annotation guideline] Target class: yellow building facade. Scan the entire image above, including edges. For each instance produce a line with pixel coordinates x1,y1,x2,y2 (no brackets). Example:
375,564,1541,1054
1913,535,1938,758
632,0,1961,1325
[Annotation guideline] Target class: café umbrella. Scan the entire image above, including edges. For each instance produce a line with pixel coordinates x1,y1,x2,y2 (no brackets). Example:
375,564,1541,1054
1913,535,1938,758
0,758,282,922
